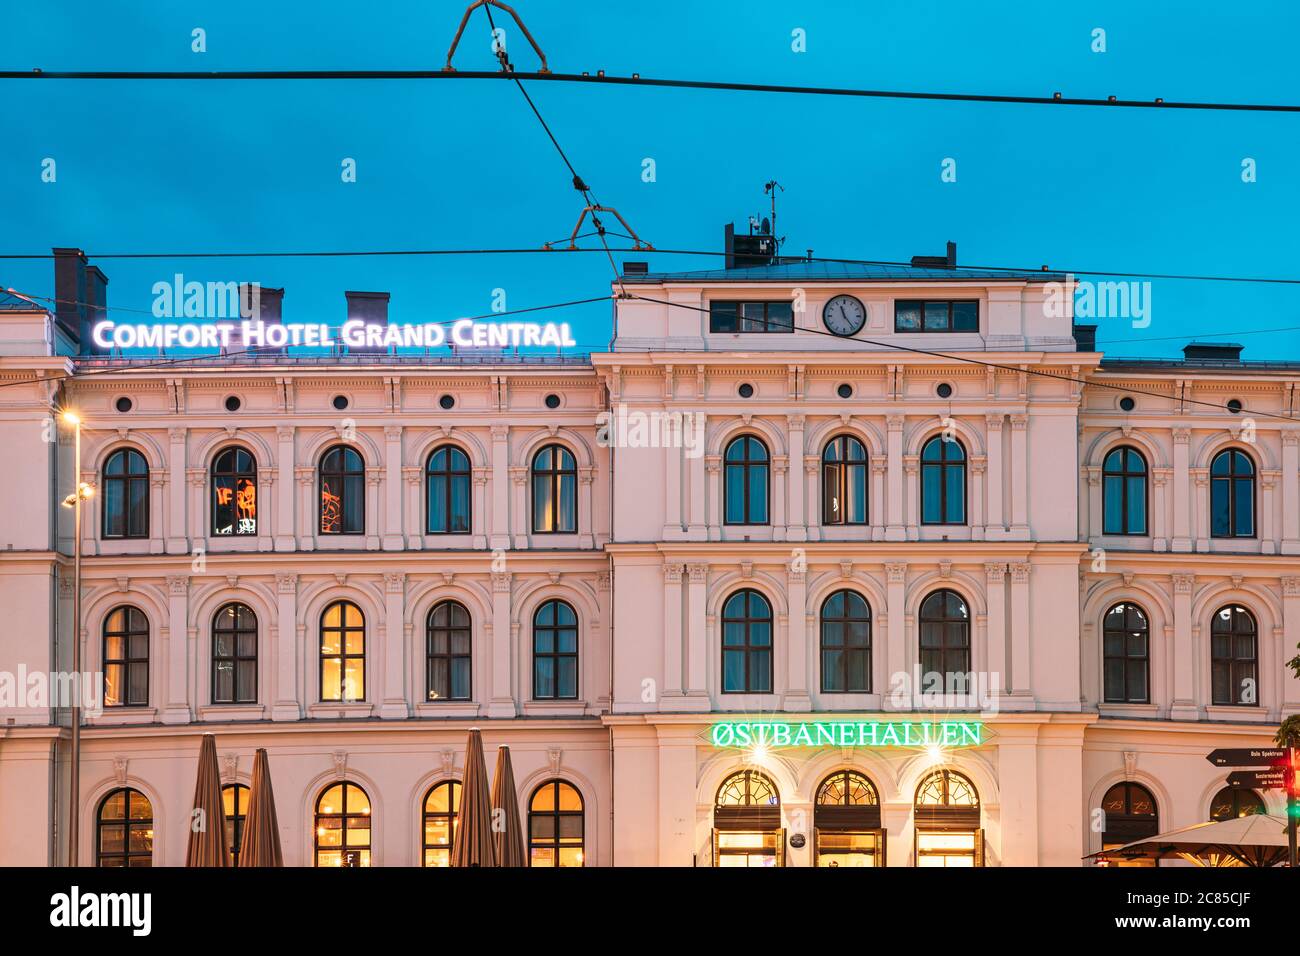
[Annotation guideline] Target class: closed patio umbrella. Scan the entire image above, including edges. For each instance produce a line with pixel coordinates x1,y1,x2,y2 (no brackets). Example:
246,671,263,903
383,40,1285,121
491,745,526,867
1085,813,1292,867
450,728,497,867
238,748,284,867
186,733,231,867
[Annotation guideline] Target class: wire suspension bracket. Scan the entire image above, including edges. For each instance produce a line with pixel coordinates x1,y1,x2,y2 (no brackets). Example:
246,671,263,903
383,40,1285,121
443,0,549,73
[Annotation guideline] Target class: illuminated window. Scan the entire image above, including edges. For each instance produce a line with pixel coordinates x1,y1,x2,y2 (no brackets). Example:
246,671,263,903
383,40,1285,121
528,780,584,867
533,600,578,700
820,590,871,693
920,436,965,525
1102,446,1147,535
918,590,970,686
1210,449,1255,538
1100,782,1158,865
212,602,257,705
422,780,461,867
821,435,867,525
211,446,257,536
426,600,471,701
1102,602,1149,704
102,448,149,539
914,770,981,867
815,771,882,867
103,605,148,707
426,445,471,534
96,788,153,867
894,299,978,333
222,783,249,866
722,589,773,694
1209,786,1265,822
314,782,371,867
724,436,769,525
714,771,781,867
1210,605,1257,706
320,600,365,702
318,445,364,535
531,444,577,533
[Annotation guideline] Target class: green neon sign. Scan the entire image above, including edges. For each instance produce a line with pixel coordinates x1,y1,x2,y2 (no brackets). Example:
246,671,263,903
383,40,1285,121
709,720,983,750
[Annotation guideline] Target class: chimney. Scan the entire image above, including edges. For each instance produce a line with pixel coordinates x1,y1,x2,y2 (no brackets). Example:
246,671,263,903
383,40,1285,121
946,241,957,268
234,286,285,355
1182,341,1244,364
82,265,109,355
623,261,648,276
1072,324,1097,352
344,291,390,354
52,247,87,346
910,242,957,270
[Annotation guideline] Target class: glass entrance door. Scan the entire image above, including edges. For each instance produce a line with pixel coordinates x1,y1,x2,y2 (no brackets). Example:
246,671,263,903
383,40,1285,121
715,830,782,866
815,830,882,867
916,830,980,867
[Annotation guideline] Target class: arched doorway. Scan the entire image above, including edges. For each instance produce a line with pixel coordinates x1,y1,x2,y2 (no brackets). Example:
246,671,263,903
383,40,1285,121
814,770,883,866
713,770,782,867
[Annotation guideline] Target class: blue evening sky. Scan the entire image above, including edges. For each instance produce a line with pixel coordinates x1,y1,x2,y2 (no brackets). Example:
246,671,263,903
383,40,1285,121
2,1,1297,358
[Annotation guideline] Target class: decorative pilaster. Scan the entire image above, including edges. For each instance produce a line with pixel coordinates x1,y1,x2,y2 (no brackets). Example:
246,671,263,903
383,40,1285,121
684,563,710,705
1009,562,1031,698
886,415,905,540
784,565,810,711
161,574,191,723
166,428,187,554
662,563,685,700
1171,428,1192,552
488,571,515,717
272,573,301,720
382,426,403,551
786,415,806,541
380,572,407,717
1171,573,1197,719
274,426,295,551
1009,415,1029,537
490,425,510,550
884,562,907,707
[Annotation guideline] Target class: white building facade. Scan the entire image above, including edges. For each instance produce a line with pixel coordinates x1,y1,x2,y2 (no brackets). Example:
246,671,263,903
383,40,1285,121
0,247,1295,866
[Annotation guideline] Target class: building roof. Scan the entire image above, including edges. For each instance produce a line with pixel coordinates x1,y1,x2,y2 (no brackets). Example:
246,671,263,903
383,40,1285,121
620,260,1066,284
0,289,45,311
1099,356,1300,372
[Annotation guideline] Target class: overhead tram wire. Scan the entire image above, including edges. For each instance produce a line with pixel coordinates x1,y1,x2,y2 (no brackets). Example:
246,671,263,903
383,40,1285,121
478,3,628,295
623,293,1300,424
2,245,1297,286
2,68,1296,113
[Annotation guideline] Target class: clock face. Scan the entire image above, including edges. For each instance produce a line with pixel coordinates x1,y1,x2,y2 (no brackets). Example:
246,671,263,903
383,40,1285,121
822,295,867,336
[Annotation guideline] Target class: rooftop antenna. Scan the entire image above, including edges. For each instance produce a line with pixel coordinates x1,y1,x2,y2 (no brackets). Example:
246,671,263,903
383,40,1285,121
763,180,785,251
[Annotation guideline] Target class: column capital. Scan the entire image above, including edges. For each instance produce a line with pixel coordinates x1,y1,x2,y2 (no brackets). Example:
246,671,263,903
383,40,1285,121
1281,576,1300,597
1173,427,1191,445
384,425,402,441
1010,562,1030,584
384,572,406,594
663,562,685,583
984,561,1007,583
276,425,295,441
885,562,907,583
166,575,189,596
686,563,709,583
276,573,298,594
1172,573,1195,594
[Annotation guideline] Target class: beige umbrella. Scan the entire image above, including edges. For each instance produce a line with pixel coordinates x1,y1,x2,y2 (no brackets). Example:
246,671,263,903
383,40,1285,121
491,745,526,867
1086,813,1292,867
238,748,284,867
185,733,232,867
451,728,497,867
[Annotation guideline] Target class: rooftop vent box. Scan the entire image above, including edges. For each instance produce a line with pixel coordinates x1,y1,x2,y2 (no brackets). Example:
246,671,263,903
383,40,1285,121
724,223,777,270
623,261,648,275
910,241,958,270
1182,342,1244,363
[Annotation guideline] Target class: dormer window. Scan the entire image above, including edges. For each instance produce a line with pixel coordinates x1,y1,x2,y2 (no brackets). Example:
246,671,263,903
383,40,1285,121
895,299,978,332
709,300,794,333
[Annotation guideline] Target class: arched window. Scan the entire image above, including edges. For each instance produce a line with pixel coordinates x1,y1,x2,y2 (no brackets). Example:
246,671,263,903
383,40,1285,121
212,602,257,704
1100,782,1158,865
102,448,149,539
96,787,153,867
822,435,867,525
426,600,471,701
320,600,365,702
721,589,773,694
1211,605,1258,706
314,782,371,867
815,770,882,867
1210,449,1255,538
920,435,965,525
1102,602,1149,704
1209,786,1265,822
528,780,584,867
714,770,781,867
918,590,970,687
103,605,148,707
426,445,471,534
318,445,364,535
531,444,577,533
820,590,871,693
1102,446,1147,535
533,599,578,700
211,446,257,536
422,780,461,867
914,770,981,867
724,435,769,525
222,783,250,866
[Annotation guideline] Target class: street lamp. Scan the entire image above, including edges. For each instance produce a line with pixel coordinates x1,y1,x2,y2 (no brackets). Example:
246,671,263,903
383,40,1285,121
59,409,92,867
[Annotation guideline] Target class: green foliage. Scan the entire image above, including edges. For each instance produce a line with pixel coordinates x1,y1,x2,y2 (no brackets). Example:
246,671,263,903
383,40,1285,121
1276,715,1300,749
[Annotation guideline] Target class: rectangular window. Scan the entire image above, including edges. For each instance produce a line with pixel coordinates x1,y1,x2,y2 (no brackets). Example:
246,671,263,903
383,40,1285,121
894,300,979,333
709,300,794,333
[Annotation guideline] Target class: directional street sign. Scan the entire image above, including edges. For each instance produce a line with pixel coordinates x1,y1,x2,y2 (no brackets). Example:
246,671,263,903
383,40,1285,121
1226,769,1287,789
1205,748,1287,768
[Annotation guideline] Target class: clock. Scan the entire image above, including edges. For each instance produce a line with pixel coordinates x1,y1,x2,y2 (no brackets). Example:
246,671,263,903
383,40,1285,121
822,294,867,336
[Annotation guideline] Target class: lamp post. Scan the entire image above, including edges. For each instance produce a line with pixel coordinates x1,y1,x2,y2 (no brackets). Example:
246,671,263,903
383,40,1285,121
60,410,92,867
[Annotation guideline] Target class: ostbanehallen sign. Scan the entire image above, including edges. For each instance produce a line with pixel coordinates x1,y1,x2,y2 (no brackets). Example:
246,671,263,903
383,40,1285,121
709,720,983,750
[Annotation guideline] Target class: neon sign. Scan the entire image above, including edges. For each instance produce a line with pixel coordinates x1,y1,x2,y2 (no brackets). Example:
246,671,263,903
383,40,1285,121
91,319,577,351
709,720,983,750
